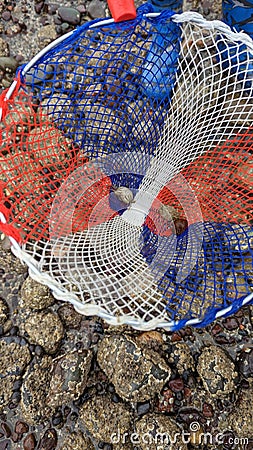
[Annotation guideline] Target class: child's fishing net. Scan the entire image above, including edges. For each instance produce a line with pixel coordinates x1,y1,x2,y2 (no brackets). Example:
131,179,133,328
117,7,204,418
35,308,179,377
0,5,253,330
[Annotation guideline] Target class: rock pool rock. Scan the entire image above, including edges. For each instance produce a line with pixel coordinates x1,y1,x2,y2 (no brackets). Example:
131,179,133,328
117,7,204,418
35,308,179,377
21,355,53,424
0,375,16,408
58,7,81,25
197,345,237,396
97,334,171,402
24,311,64,354
135,413,188,450
80,395,132,443
20,276,54,310
47,349,92,408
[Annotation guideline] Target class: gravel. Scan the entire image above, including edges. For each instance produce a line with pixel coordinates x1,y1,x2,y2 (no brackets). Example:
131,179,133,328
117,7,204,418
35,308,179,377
0,0,253,449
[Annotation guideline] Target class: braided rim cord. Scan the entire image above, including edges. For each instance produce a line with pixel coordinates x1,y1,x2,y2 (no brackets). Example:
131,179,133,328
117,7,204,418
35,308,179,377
0,9,253,330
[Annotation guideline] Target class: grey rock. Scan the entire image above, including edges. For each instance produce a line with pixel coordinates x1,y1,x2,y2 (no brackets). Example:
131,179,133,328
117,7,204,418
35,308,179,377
97,334,171,402
0,56,18,71
47,349,92,409
20,276,54,310
58,7,81,25
197,345,237,396
87,0,106,19
21,355,53,425
24,310,64,354
80,395,133,443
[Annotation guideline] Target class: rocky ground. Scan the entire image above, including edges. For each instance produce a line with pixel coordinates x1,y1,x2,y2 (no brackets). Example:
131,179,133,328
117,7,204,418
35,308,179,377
0,0,253,449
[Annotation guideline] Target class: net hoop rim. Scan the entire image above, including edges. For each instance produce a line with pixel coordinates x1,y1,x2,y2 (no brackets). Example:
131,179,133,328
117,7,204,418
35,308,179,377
1,11,253,329
1,212,252,331
1,10,253,121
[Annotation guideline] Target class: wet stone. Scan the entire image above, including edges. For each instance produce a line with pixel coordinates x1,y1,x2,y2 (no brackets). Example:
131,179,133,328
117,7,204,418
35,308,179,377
21,355,53,424
0,298,8,326
58,7,80,25
228,386,253,438
237,347,253,378
0,56,18,71
47,349,92,409
197,345,237,396
38,428,57,450
23,433,37,450
24,311,64,354
136,413,188,450
80,395,132,443
20,276,54,310
87,0,106,19
14,420,29,435
97,334,171,402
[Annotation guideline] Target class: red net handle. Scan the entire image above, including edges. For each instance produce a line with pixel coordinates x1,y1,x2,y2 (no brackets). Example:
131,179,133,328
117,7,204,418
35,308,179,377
107,0,136,22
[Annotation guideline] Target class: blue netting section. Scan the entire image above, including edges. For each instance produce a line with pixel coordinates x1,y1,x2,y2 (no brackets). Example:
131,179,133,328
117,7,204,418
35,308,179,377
140,221,253,327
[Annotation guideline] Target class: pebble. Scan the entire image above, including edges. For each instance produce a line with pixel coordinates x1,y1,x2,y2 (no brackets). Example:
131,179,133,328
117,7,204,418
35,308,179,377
0,56,19,71
136,413,188,450
38,428,57,450
24,311,64,354
202,402,214,418
14,420,29,435
47,349,92,409
23,433,37,450
197,345,237,396
80,395,132,443
87,0,106,19
58,7,80,25
97,334,171,402
237,347,253,378
20,276,54,310
137,400,151,416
